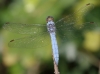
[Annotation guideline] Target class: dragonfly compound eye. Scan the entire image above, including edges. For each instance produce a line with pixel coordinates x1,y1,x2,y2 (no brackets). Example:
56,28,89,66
46,16,54,22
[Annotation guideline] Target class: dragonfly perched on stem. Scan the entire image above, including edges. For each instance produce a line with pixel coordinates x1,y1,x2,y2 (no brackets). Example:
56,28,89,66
3,3,97,72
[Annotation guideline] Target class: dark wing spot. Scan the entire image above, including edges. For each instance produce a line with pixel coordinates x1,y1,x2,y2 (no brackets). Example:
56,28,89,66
86,3,90,6
90,22,94,24
5,22,10,24
10,39,14,42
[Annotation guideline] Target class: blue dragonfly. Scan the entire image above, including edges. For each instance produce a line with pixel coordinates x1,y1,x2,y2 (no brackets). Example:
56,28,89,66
3,3,97,65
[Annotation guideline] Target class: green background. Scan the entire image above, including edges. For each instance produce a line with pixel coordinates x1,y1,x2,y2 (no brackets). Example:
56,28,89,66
0,0,100,74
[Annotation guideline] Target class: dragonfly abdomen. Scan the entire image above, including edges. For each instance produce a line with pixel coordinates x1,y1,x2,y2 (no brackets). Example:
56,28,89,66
50,32,59,65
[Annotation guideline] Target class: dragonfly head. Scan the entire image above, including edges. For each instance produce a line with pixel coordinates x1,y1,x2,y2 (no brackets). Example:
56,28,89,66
46,16,54,22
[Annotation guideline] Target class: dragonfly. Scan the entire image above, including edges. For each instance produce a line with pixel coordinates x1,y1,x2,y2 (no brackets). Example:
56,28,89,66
3,3,97,65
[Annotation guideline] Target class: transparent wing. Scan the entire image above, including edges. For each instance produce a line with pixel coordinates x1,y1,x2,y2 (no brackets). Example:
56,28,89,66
55,3,96,41
8,32,51,49
3,22,47,34
56,3,94,26
56,22,98,41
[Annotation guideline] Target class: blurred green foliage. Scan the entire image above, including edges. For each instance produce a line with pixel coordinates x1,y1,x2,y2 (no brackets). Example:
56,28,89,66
0,0,100,74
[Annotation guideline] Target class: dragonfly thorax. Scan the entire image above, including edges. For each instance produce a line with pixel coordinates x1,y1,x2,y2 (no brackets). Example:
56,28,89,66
47,21,56,33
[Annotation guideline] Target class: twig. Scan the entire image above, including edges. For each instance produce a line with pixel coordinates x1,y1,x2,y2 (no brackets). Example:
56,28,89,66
99,61,100,74
53,60,59,74
52,55,60,74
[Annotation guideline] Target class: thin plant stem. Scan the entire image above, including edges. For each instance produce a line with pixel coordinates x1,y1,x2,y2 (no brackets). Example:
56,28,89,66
99,61,100,74
53,61,59,74
52,55,60,74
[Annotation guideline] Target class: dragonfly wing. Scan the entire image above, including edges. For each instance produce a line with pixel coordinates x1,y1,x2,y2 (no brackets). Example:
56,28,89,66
56,22,98,42
8,32,51,49
3,22,47,34
55,3,96,41
56,3,94,26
